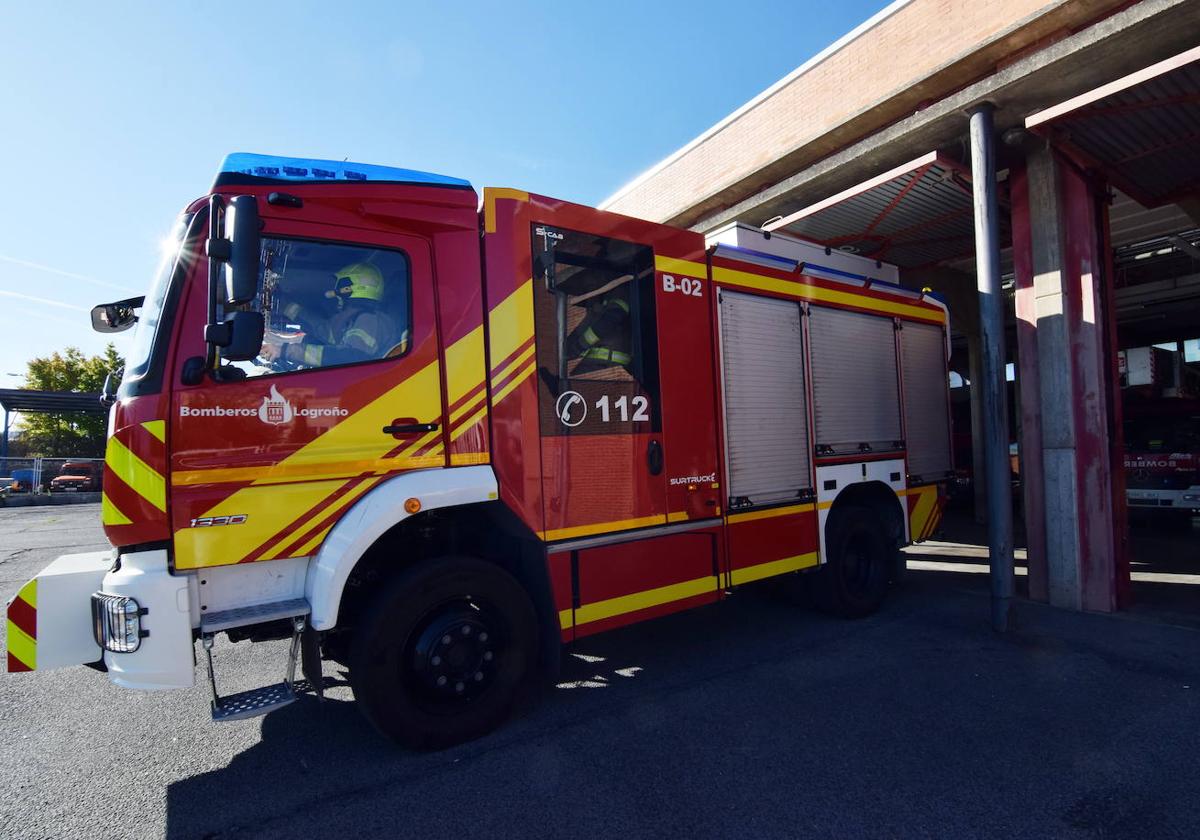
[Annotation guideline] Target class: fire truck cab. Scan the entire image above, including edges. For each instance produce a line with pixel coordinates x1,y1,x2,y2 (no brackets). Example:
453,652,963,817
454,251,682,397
6,154,951,747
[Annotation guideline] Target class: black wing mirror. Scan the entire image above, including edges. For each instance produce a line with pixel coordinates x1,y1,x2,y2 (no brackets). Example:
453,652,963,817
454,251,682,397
205,310,265,362
223,195,261,306
90,296,144,334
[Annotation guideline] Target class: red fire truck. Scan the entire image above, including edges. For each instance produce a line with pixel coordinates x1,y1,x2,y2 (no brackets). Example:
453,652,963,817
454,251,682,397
6,154,951,747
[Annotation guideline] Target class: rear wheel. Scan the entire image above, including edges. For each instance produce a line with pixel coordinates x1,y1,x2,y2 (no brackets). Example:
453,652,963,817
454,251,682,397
349,556,538,749
814,505,892,618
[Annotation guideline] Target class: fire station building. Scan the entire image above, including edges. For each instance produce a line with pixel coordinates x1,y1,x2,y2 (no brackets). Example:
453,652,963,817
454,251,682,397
601,0,1200,618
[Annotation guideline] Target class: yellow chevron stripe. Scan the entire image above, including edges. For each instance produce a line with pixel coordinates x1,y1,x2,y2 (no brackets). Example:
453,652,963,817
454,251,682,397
101,492,133,525
8,579,37,669
105,436,166,512
490,342,535,389
726,502,815,525
450,392,487,426
483,187,529,234
451,405,488,443
450,452,490,466
654,255,707,277
396,427,443,459
261,476,384,562
173,453,439,487
542,513,667,542
445,324,486,408
16,578,36,609
574,574,717,627
559,608,574,631
491,360,536,406
729,552,819,586
489,279,534,368
908,485,937,541
7,622,35,670
141,420,166,442
292,524,336,559
712,264,946,324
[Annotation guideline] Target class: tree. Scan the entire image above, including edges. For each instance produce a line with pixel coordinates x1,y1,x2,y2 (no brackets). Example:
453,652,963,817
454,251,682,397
17,345,123,457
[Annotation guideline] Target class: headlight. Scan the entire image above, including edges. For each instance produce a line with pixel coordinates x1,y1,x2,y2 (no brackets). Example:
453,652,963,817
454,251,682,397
91,593,147,653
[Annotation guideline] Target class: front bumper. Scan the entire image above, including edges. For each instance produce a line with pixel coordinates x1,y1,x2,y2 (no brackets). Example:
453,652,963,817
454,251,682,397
6,551,111,672
6,548,195,690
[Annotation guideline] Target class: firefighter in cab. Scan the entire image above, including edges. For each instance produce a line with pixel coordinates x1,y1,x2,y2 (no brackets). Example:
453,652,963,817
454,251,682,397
565,281,633,376
262,263,405,369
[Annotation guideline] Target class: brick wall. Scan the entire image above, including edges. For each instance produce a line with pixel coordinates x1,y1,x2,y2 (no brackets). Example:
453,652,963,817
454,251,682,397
602,0,1127,226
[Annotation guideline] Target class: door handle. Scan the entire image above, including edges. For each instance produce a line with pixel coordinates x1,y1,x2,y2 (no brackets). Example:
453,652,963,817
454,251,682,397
383,421,439,436
647,439,664,476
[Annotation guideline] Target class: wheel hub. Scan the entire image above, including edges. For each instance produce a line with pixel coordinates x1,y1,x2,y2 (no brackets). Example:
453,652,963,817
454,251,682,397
408,604,498,701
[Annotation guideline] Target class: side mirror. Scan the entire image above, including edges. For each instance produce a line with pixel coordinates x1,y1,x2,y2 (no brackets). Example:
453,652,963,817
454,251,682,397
90,296,144,333
205,310,265,362
224,195,260,306
99,367,124,408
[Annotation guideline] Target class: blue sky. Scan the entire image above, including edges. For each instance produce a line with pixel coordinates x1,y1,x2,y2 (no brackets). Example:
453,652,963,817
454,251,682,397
0,1,886,385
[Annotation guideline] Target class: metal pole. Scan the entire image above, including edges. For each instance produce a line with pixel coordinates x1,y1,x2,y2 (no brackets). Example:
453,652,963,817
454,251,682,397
968,103,1015,632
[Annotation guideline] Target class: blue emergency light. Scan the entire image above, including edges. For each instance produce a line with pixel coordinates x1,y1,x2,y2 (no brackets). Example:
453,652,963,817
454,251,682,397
216,152,471,189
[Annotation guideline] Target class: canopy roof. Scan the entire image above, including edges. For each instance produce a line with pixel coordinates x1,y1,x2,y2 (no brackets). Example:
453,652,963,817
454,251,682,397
762,152,1008,269
0,389,104,414
1026,45,1200,208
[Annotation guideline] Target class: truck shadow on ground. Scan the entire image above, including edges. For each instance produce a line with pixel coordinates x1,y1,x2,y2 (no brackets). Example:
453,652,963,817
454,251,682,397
162,587,880,839
161,566,1200,839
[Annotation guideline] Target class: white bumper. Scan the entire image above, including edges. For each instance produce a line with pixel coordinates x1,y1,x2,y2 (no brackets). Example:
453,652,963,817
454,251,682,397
6,548,195,691
101,549,195,690
5,551,111,673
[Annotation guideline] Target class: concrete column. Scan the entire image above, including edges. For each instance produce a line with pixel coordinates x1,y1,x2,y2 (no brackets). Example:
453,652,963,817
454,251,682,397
1010,146,1120,612
967,334,987,525
968,104,1015,632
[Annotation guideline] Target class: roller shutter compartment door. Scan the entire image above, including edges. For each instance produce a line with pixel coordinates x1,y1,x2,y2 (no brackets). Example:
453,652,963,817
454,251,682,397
901,321,952,479
809,306,901,454
719,290,811,506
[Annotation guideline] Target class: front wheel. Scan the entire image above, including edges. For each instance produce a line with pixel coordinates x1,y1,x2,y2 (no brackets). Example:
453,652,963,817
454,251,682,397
813,505,893,618
349,556,538,749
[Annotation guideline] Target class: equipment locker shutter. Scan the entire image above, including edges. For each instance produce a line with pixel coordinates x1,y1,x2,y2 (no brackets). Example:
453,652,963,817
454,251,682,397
809,305,901,453
719,290,811,505
901,321,952,479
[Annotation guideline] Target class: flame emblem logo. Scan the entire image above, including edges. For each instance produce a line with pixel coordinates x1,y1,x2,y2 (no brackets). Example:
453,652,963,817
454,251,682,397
258,385,294,425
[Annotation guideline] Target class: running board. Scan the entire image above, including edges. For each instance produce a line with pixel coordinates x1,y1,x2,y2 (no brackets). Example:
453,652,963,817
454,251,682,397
200,598,310,634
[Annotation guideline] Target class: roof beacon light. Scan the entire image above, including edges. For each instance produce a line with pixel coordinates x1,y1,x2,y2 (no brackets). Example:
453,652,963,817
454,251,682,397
215,153,471,189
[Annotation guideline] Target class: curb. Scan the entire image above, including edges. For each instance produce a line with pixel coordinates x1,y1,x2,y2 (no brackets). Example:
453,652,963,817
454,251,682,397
0,493,102,508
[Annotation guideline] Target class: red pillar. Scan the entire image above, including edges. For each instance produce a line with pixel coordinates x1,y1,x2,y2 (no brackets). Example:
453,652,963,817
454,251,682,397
1009,147,1128,612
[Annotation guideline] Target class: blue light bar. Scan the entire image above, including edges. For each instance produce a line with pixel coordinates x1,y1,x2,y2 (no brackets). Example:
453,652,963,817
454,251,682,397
216,152,471,188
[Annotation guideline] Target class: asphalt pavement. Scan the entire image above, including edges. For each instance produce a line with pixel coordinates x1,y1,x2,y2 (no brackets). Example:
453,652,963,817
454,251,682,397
1,504,1198,839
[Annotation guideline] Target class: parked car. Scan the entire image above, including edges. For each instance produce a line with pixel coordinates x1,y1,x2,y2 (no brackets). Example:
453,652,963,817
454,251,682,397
49,461,102,492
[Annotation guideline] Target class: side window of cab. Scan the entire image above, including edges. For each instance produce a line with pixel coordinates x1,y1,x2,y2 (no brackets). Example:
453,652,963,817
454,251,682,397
222,238,412,378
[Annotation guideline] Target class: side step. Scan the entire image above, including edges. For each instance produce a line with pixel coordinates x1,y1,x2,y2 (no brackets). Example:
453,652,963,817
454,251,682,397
210,682,297,722
202,600,311,723
200,597,310,634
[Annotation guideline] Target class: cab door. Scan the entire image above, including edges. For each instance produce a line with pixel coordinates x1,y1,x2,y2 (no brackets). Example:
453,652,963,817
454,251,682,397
521,200,723,636
531,222,666,540
169,216,443,571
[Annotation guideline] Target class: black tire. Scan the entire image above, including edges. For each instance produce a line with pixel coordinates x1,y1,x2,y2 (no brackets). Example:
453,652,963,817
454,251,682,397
813,505,892,619
348,555,538,749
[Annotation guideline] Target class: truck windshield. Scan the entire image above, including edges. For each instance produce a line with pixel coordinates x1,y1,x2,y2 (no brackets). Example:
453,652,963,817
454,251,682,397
124,213,194,381
1125,417,1200,452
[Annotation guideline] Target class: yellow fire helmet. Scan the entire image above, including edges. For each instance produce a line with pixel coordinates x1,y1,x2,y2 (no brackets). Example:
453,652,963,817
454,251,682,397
333,263,385,301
